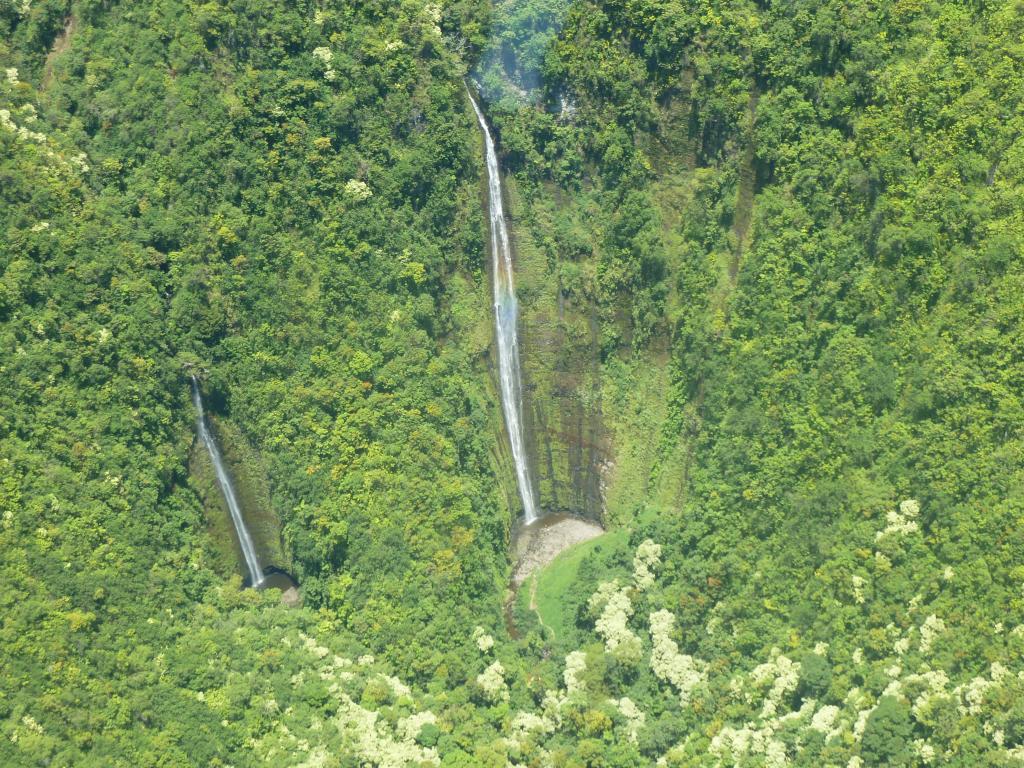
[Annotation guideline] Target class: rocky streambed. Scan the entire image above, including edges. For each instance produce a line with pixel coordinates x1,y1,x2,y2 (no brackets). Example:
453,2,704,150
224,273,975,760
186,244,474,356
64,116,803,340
511,512,604,587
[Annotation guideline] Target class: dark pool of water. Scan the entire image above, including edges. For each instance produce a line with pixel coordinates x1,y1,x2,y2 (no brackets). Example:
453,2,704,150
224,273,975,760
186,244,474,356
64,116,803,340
245,567,298,591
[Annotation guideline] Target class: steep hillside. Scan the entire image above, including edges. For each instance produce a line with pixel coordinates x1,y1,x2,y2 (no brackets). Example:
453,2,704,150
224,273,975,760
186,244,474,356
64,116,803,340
2,0,511,761
2,0,1023,766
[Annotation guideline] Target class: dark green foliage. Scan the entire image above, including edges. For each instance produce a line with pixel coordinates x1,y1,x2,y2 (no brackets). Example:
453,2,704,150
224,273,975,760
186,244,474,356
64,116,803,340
797,652,831,701
1,0,512,760
861,696,913,766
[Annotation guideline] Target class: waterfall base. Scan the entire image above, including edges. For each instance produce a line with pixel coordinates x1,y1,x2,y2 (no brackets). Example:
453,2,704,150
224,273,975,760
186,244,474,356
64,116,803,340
510,512,604,587
257,568,301,606
504,512,605,638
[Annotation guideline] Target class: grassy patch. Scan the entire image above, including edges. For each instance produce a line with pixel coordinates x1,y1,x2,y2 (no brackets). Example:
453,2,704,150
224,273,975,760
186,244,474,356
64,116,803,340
532,528,627,637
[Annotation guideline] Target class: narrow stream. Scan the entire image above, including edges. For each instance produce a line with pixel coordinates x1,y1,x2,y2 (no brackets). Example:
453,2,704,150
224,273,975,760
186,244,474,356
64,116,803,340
191,376,265,587
468,88,540,525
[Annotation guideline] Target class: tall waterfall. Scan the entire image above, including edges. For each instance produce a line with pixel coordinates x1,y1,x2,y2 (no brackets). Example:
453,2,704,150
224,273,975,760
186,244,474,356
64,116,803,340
191,376,265,586
468,90,540,524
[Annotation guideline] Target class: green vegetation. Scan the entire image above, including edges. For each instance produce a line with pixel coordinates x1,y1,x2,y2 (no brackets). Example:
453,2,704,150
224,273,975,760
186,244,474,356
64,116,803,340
189,412,286,579
531,529,623,636
862,696,915,767
2,0,1024,765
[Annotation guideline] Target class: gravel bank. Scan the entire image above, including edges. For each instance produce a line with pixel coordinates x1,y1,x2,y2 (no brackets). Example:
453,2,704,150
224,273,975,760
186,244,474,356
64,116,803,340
511,513,604,586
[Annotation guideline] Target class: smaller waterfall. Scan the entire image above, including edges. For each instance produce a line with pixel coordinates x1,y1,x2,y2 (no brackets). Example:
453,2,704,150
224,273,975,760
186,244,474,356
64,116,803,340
191,376,265,587
468,88,540,524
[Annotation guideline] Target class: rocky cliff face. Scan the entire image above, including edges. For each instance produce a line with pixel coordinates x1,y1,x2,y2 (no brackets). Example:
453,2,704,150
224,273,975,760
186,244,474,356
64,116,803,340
525,292,607,519
190,412,290,581
499,176,685,526
499,180,608,521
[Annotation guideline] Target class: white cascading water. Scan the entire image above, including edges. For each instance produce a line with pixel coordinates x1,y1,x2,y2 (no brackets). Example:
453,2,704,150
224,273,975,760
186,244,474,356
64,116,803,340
191,376,265,586
468,90,540,525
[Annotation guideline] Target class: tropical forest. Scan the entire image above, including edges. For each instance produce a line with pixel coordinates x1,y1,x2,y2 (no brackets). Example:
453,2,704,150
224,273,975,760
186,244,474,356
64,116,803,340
1,0,1023,765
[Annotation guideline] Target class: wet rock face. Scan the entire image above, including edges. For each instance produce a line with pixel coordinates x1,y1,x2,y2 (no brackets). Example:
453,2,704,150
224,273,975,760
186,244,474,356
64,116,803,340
521,291,608,520
490,163,620,524
190,414,292,584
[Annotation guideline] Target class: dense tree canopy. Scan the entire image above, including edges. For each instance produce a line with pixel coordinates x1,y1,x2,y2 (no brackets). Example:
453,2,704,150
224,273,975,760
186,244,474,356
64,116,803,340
2,0,1023,765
